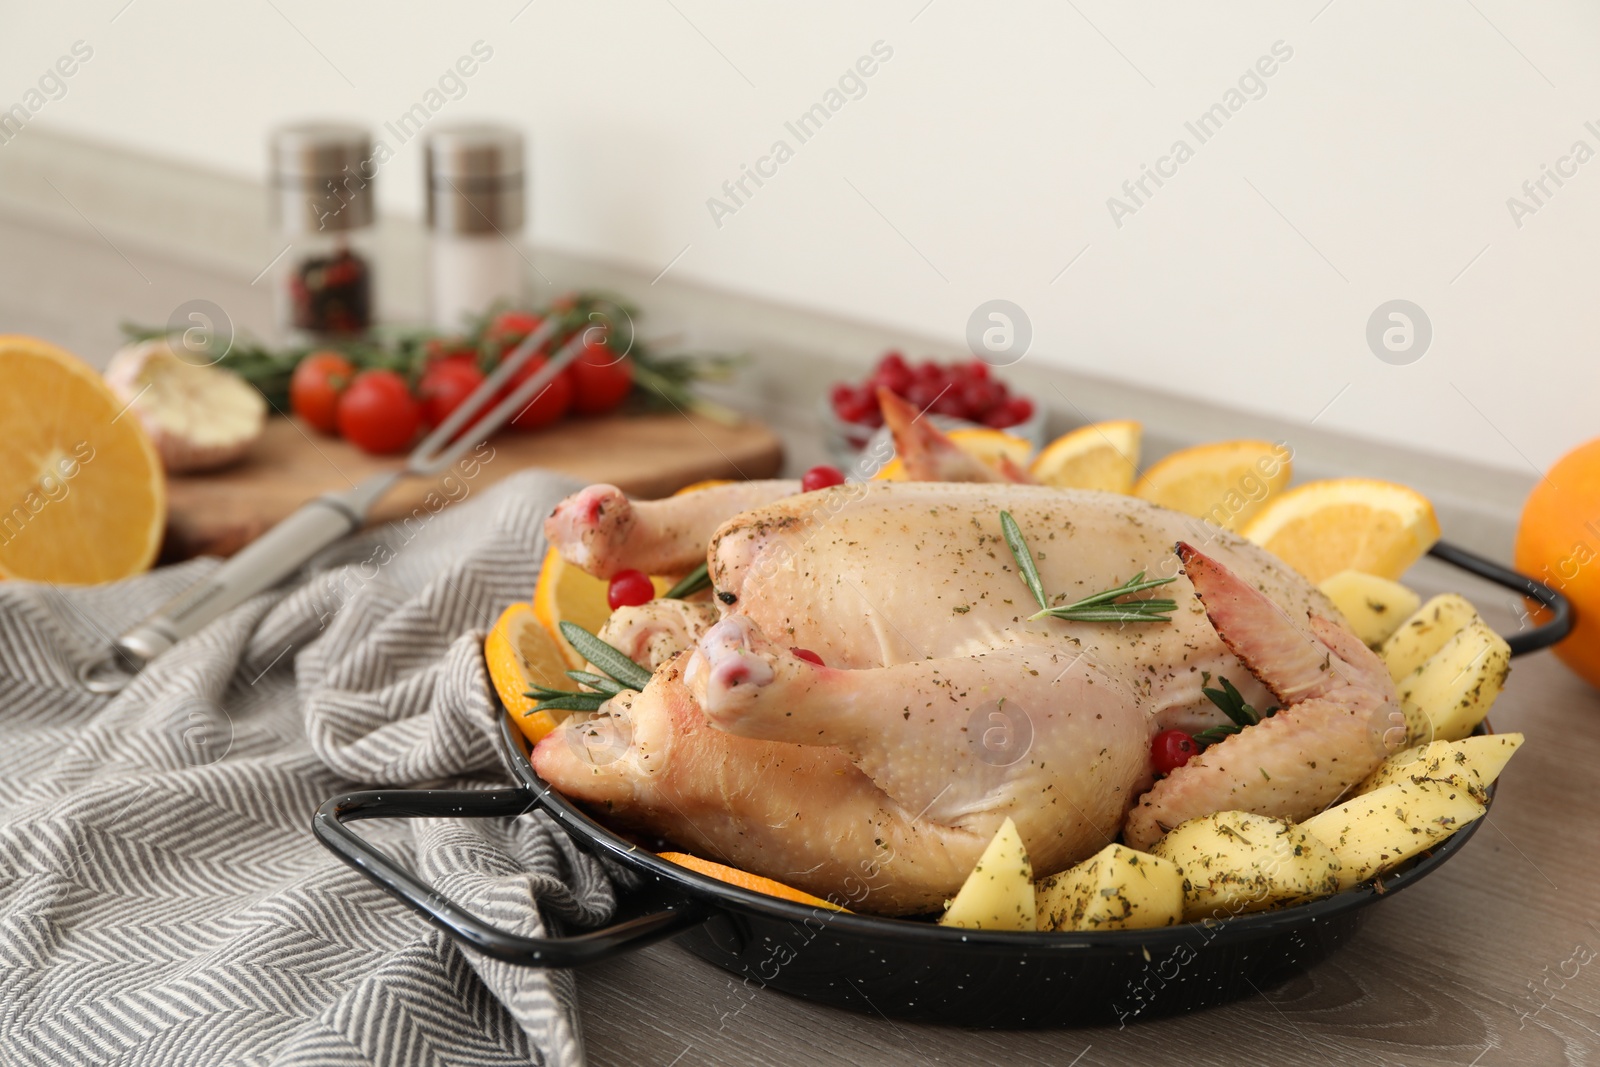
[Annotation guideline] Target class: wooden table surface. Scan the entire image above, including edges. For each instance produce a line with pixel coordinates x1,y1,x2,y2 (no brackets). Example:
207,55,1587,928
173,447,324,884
5,187,1597,1067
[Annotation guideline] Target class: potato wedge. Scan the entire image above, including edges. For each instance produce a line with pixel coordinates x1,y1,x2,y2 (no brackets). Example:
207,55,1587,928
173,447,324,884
1399,618,1511,742
1357,733,1524,804
1301,779,1486,889
940,817,1036,931
1036,844,1184,932
1381,593,1479,683
1319,570,1420,647
1150,811,1342,922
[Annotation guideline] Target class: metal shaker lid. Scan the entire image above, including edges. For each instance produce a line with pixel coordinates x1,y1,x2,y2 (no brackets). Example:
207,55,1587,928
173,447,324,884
269,122,375,233
425,124,525,234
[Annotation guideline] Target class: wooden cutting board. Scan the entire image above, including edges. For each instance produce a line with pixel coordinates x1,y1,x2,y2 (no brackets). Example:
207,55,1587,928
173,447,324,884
160,413,784,560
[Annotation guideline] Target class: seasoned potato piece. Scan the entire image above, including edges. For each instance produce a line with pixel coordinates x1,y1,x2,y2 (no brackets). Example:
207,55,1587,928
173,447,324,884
1150,811,1342,922
1399,618,1511,742
1301,779,1486,889
1381,593,1479,683
940,817,1036,931
1357,733,1524,804
1036,844,1184,932
1319,570,1420,647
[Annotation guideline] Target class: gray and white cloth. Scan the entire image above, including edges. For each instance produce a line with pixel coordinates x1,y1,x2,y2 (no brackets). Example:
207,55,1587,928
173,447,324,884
0,469,617,1066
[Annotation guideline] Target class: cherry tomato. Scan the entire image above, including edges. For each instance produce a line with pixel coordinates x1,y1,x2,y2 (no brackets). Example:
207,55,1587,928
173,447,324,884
506,355,575,430
568,342,634,416
290,351,355,434
417,359,486,429
607,569,656,610
336,369,422,454
424,337,477,364
790,647,824,666
1151,729,1198,775
801,465,846,492
485,310,543,356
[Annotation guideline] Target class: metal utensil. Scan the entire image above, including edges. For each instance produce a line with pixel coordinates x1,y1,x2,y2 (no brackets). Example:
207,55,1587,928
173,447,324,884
111,318,586,671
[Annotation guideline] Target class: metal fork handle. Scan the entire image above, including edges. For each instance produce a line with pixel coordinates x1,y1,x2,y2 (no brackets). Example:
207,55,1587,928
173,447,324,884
112,473,396,667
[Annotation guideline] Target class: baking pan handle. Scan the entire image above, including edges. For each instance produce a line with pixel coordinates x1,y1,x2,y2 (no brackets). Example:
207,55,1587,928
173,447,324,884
314,787,708,966
1427,539,1573,656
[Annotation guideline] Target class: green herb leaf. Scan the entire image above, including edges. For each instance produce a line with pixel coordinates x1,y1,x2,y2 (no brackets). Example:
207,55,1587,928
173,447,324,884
664,561,711,599
1202,676,1269,727
1000,511,1049,611
565,670,627,697
559,621,654,691
1193,724,1242,746
525,693,609,714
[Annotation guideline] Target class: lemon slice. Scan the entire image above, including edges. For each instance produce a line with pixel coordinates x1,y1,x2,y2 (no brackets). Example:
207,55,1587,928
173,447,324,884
873,427,1032,481
1132,439,1292,531
1028,420,1141,493
486,602,574,744
1240,477,1441,584
0,335,166,583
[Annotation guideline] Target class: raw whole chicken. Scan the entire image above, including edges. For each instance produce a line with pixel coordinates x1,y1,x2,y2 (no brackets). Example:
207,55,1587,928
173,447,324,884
533,409,1405,915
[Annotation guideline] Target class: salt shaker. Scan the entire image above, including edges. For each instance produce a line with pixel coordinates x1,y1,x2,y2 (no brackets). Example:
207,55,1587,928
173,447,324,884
425,125,526,330
268,122,376,338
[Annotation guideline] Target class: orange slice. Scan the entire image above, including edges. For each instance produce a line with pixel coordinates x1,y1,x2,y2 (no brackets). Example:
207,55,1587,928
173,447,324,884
1132,439,1292,531
658,852,849,911
485,602,573,744
0,335,165,583
1028,420,1141,493
1241,477,1441,584
532,546,672,669
674,478,733,495
874,427,1033,481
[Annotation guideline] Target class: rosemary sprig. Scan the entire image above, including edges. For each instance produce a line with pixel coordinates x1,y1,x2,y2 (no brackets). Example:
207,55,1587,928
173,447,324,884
522,622,654,716
559,621,653,691
664,561,711,599
1000,511,1178,624
1192,675,1279,747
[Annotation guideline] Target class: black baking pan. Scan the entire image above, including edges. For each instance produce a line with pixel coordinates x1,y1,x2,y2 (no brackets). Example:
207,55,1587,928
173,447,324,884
313,539,1571,1028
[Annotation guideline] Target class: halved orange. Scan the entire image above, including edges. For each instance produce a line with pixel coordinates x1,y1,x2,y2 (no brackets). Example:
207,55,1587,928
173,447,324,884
658,851,849,911
485,602,573,744
874,427,1033,481
1028,420,1141,493
0,335,165,583
1133,439,1292,531
1241,478,1441,584
532,546,672,669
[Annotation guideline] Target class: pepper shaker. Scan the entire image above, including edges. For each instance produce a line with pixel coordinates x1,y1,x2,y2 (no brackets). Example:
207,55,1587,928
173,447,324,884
268,122,376,339
425,124,527,330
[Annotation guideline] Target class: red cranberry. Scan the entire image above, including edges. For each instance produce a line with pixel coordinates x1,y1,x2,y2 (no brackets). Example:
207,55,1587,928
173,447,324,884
1151,729,1198,775
801,465,847,492
606,569,656,610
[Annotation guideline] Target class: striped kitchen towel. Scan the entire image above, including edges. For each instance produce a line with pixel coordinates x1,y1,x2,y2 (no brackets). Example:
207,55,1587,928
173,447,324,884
0,467,616,1066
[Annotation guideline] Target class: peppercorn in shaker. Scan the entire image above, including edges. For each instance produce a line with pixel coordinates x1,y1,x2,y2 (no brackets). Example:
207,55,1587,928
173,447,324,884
425,125,527,330
269,122,376,338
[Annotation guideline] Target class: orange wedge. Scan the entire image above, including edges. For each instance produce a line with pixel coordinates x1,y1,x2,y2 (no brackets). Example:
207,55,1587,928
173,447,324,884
1028,420,1141,493
1133,439,1292,531
533,546,672,669
0,335,165,584
874,427,1033,481
658,852,849,911
1241,477,1441,584
485,602,574,744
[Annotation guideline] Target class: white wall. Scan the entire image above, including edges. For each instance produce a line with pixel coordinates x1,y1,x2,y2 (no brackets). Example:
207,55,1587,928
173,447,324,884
3,0,1597,474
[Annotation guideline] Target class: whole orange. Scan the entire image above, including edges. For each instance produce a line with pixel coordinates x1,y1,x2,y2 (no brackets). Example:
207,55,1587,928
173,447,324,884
1515,437,1600,688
